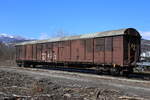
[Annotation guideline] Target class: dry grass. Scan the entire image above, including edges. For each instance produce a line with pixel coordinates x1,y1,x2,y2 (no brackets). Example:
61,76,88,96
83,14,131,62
0,60,17,67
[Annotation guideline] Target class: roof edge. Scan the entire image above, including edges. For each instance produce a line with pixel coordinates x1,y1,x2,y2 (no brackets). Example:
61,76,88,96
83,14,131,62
15,28,140,46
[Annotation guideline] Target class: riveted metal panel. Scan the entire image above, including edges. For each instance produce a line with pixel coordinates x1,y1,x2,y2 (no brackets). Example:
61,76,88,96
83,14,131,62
85,39,94,62
23,45,26,60
52,42,59,62
59,41,71,62
46,43,53,62
32,44,37,60
113,36,123,65
94,38,105,64
123,36,129,65
104,37,113,64
26,45,33,60
41,44,47,61
71,40,85,62
36,44,42,61
19,45,26,60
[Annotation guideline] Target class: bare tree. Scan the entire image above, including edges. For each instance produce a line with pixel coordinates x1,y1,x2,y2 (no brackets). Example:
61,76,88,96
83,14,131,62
54,29,69,38
0,42,16,66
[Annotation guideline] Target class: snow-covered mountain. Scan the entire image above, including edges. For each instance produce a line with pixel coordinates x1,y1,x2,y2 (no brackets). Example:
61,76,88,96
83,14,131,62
0,33,31,43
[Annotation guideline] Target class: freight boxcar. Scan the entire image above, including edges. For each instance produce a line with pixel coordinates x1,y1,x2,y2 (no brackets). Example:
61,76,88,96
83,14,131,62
15,28,141,75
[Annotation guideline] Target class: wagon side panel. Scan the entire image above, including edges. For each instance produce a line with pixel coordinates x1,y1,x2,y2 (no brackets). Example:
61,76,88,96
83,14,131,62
123,36,129,65
26,45,32,60
85,39,94,63
71,40,85,62
30,45,33,60
104,37,113,64
113,36,123,66
41,44,47,61
32,44,37,61
52,42,59,62
26,45,29,60
59,41,71,62
94,38,105,64
66,41,71,61
47,43,53,62
36,44,42,61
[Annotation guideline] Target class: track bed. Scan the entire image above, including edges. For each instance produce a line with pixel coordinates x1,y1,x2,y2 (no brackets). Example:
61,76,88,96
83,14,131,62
0,66,150,100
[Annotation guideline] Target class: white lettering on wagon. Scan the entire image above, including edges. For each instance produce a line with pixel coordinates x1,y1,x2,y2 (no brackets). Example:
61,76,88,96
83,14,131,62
54,54,57,60
42,53,46,60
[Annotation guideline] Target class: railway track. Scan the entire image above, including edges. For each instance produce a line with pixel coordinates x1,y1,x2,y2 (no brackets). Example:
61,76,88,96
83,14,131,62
130,72,150,80
29,65,150,81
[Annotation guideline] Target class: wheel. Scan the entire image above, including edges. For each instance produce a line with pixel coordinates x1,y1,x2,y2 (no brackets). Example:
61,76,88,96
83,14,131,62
31,64,36,68
96,69,102,75
23,63,30,67
96,66,103,75
17,64,22,67
110,68,120,76
122,71,129,77
129,68,133,74
119,70,124,76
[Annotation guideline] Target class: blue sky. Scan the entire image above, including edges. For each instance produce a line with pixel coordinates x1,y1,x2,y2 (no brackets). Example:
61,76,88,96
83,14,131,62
0,0,150,39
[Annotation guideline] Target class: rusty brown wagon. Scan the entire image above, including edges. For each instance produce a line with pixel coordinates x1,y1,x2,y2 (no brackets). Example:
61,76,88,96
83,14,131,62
15,28,141,75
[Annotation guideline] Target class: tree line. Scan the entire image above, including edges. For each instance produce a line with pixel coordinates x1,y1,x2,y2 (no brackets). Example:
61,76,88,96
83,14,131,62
0,42,16,62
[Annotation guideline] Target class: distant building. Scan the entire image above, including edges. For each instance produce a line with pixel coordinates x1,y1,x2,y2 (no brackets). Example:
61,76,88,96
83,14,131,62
141,39,150,53
141,51,150,58
141,39,150,61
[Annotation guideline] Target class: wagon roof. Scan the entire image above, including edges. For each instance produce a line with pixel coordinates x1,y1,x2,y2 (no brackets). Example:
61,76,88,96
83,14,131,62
16,28,140,46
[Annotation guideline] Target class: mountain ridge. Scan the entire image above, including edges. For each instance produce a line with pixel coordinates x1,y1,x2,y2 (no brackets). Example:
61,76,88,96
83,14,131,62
0,33,32,44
